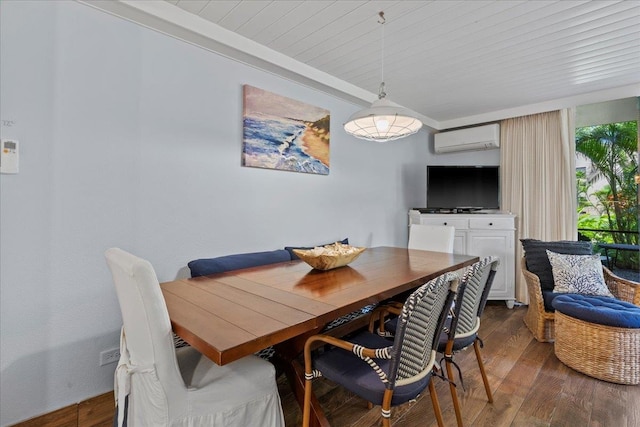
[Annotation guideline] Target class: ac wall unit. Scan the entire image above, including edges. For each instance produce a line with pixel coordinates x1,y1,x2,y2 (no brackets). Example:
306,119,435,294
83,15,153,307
434,123,500,153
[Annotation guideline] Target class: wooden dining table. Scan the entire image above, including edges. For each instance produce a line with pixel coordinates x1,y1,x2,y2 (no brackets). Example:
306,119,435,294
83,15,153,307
161,246,478,427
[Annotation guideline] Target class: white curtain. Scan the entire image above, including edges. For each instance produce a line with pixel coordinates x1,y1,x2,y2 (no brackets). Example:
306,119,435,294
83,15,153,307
500,109,576,304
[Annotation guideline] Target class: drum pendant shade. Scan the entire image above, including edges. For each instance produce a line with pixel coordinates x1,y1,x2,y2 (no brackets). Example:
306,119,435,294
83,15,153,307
343,12,423,142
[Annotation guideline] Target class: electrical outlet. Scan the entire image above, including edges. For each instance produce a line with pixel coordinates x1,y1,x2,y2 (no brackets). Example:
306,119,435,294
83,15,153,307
99,348,121,366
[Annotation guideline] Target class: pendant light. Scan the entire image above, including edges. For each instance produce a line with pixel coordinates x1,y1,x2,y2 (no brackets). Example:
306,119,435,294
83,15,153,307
344,11,423,142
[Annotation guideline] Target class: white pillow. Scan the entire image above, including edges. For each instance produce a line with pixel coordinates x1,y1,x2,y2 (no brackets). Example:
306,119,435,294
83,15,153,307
546,250,613,297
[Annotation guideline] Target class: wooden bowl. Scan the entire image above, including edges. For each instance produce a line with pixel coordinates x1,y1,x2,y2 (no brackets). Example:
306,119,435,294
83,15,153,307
293,246,366,270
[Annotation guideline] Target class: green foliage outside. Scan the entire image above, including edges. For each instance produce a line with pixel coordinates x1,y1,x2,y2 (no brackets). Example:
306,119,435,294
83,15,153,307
576,121,638,269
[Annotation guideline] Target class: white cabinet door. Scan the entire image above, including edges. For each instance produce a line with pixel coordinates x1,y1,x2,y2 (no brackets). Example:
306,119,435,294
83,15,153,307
452,232,466,255
467,231,515,306
408,210,516,308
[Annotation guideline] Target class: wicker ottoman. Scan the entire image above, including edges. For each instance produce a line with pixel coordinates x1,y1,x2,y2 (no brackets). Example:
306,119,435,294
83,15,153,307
552,294,640,385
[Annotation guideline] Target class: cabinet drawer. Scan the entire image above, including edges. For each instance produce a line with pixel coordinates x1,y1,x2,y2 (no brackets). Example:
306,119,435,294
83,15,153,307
469,218,513,230
421,217,468,229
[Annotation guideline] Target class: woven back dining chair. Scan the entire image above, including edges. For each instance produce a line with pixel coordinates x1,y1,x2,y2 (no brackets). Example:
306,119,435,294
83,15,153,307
440,256,499,427
302,271,459,427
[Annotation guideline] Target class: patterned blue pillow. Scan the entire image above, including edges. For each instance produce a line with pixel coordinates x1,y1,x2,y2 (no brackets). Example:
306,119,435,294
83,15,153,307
521,239,592,291
546,250,613,297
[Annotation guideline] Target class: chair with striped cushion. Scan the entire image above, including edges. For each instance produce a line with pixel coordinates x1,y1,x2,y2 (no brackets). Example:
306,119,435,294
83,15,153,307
301,271,459,427
440,256,500,427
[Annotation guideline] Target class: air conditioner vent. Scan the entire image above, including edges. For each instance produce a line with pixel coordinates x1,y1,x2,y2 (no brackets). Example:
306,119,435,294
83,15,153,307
434,124,500,153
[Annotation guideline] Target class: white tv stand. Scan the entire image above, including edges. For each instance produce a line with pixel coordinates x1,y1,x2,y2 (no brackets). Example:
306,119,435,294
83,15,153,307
409,210,516,308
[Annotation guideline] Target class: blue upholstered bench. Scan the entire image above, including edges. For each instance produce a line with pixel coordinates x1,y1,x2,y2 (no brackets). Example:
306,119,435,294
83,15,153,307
552,294,640,384
188,249,292,277
188,238,349,277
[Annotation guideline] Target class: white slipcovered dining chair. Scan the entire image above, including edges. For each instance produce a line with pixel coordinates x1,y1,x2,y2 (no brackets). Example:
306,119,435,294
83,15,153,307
408,224,455,253
372,224,457,337
105,248,284,427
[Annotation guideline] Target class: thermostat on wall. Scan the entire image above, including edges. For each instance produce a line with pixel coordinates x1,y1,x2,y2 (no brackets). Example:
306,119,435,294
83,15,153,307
1,139,19,174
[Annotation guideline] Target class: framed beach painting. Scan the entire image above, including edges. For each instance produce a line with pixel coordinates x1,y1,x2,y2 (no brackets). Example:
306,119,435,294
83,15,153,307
242,85,330,175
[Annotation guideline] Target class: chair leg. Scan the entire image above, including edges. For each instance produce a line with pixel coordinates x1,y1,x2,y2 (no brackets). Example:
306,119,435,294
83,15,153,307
381,390,393,427
428,377,445,427
445,359,464,427
473,339,493,403
302,341,315,427
302,376,312,427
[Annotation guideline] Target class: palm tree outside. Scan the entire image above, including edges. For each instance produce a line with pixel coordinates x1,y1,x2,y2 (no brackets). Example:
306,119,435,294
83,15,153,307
576,120,638,272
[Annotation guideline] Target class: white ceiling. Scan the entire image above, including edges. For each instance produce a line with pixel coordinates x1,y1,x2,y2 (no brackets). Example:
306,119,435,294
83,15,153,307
83,0,640,129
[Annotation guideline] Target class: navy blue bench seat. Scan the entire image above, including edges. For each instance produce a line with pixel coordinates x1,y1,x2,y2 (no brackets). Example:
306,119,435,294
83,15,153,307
188,249,292,277
188,238,349,277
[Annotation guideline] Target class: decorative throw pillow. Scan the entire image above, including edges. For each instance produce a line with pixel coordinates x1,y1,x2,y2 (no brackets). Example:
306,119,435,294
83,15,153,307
546,250,613,297
520,239,592,291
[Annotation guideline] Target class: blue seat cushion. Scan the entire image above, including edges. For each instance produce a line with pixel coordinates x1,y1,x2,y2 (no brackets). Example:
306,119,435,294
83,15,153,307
313,331,431,406
552,294,640,328
542,289,577,312
285,238,349,260
188,249,292,277
542,290,605,313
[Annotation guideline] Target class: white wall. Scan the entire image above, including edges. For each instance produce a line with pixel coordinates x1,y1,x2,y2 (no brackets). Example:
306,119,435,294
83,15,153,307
0,2,429,425
576,97,639,127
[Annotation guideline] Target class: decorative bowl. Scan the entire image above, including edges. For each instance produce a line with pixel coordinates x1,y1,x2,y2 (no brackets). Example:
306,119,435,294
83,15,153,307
293,244,366,271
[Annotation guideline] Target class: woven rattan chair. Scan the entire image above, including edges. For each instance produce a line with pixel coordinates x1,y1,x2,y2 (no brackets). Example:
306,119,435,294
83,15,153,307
554,310,640,385
522,257,640,342
302,272,459,427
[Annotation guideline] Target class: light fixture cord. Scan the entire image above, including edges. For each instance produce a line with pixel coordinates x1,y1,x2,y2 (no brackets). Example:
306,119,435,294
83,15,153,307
378,11,386,99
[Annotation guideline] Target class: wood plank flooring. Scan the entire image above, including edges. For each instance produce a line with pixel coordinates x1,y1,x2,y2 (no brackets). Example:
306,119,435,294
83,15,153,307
278,303,640,426
13,303,639,427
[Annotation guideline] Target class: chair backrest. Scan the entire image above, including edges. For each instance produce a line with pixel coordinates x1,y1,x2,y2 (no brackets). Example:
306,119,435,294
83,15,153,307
450,256,500,339
388,271,458,387
105,248,185,391
408,224,455,253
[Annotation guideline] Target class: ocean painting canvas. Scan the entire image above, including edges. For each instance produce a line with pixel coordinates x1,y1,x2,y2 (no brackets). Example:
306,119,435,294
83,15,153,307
242,85,330,175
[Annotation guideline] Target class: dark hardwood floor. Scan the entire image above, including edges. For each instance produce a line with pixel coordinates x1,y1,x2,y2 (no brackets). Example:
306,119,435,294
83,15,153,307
278,303,640,426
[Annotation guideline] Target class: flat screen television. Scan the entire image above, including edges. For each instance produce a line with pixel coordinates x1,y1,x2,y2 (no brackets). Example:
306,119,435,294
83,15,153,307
426,166,500,211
